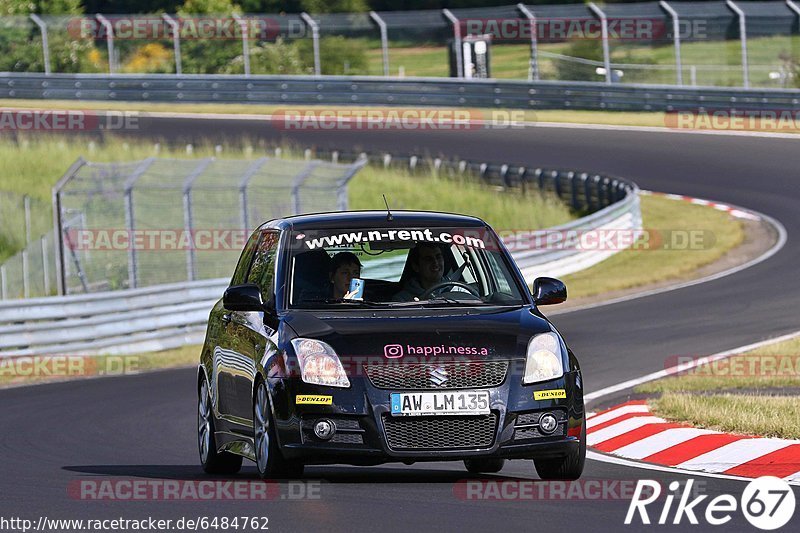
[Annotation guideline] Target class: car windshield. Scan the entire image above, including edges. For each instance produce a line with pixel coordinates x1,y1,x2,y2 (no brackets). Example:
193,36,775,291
287,226,526,309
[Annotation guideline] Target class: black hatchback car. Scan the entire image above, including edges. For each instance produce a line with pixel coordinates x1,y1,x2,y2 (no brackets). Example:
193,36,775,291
198,211,585,479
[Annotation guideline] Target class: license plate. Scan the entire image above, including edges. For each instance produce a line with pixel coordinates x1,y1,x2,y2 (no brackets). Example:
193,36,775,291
390,390,490,416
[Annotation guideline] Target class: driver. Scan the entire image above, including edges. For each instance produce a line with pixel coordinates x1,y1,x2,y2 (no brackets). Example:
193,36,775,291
392,243,446,301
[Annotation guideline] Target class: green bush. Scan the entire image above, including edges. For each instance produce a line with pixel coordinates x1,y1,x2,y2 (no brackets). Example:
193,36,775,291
296,35,368,75
224,38,307,75
0,32,101,73
554,39,604,81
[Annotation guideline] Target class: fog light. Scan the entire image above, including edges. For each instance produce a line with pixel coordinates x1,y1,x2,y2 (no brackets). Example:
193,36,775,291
539,413,558,434
313,419,335,440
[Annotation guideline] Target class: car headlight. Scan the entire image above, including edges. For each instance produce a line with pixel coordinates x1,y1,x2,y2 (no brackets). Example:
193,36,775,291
523,332,565,384
291,338,350,388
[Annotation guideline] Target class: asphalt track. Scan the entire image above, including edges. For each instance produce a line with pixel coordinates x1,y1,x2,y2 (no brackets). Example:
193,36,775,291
1,119,799,531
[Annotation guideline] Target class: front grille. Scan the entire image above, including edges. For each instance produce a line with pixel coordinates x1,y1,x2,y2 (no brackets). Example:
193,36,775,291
364,361,508,390
382,414,497,450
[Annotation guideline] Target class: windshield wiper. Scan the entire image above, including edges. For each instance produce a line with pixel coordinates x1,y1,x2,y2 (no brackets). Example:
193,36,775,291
297,298,387,308
395,295,492,307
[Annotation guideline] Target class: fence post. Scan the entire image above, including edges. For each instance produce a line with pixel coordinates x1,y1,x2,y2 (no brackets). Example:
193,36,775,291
183,158,214,282
301,13,321,75
369,11,390,76
162,14,182,75
239,157,269,232
95,14,116,74
0,265,6,300
517,4,539,81
232,13,251,76
21,195,31,298
291,161,321,214
336,158,368,211
659,1,683,85
588,3,612,84
442,9,462,78
726,1,749,89
122,158,156,289
30,14,51,75
42,236,50,295
52,158,86,295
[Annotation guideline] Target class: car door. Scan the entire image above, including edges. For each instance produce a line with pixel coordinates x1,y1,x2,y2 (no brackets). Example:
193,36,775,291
213,230,262,424
226,229,281,423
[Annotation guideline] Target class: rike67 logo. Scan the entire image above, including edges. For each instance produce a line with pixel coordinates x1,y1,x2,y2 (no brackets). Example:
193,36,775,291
626,477,796,529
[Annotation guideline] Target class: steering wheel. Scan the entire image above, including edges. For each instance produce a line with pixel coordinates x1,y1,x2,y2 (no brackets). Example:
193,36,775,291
419,281,480,299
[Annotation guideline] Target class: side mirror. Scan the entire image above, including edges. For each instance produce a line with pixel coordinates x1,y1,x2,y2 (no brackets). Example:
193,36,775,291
532,277,567,305
223,283,265,312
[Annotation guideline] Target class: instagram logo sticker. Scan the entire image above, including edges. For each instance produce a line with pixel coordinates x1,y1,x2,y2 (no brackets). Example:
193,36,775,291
384,344,404,358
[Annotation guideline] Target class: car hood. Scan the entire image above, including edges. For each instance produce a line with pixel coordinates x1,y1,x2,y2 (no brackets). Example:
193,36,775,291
283,306,551,361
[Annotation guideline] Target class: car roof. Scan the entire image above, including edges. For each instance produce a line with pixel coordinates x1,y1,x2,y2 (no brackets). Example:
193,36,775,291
259,210,488,231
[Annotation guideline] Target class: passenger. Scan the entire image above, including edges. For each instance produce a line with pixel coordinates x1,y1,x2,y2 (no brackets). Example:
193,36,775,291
393,243,445,301
329,251,362,300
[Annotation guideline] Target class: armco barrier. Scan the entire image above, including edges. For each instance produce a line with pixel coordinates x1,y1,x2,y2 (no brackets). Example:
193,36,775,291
2,73,799,112
0,154,640,357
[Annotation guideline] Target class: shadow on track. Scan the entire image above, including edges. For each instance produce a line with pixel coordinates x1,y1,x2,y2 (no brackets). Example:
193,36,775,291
62,464,533,483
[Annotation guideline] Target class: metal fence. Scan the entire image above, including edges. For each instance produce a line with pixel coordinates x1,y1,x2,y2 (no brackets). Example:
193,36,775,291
0,156,366,299
0,192,54,300
0,152,641,356
2,2,800,88
2,72,799,112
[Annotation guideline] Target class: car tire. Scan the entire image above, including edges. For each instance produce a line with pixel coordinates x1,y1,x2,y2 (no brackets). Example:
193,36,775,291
533,418,586,480
253,380,305,479
463,458,505,474
198,379,243,475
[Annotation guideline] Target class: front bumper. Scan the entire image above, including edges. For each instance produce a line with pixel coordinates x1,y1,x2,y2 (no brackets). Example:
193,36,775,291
269,367,584,465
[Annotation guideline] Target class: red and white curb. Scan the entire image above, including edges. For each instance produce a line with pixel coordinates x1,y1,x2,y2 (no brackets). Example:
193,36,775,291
588,400,800,484
641,190,761,221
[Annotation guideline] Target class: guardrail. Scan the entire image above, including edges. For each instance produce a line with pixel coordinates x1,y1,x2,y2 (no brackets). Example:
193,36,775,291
0,151,640,357
2,73,799,112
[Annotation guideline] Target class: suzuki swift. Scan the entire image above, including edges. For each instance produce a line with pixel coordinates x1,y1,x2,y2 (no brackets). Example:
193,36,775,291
197,210,585,480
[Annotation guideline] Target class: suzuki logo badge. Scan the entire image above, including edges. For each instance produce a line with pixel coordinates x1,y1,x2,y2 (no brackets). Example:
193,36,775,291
429,366,448,387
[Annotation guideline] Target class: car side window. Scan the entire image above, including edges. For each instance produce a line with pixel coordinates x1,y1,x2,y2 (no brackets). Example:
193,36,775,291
247,231,281,302
230,231,261,286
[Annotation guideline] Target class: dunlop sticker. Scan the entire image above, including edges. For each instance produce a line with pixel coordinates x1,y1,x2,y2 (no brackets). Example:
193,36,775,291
534,389,566,400
296,395,333,405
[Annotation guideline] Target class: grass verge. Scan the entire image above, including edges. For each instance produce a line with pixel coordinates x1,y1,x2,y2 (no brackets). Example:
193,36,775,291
562,194,745,299
635,335,800,440
650,393,800,440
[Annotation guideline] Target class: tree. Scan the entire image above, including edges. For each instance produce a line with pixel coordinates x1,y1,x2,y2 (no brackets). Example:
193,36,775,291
0,0,82,15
